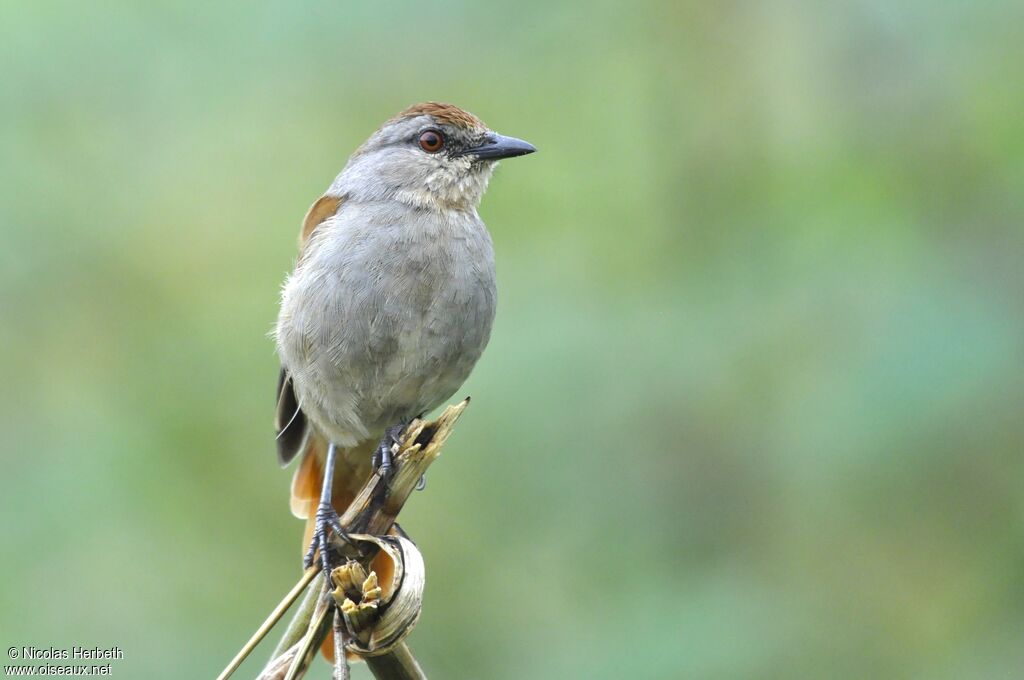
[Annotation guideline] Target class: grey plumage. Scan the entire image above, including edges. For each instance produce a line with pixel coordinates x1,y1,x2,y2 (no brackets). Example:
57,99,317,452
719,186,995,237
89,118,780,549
273,105,531,477
276,197,497,449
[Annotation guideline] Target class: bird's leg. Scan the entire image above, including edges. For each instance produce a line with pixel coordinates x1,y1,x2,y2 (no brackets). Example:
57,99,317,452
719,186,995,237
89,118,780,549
371,417,430,489
303,442,349,577
413,412,427,490
378,412,427,490
372,421,410,480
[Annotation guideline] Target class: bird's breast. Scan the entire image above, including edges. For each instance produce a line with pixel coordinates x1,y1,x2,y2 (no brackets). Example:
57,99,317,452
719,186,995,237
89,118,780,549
276,203,496,443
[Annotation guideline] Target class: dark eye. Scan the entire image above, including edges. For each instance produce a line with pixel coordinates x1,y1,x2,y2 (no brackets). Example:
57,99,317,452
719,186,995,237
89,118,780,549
418,129,445,153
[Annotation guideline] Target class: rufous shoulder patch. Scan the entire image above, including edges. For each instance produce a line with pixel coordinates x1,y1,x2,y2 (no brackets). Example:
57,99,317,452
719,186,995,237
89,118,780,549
392,102,486,130
299,194,343,248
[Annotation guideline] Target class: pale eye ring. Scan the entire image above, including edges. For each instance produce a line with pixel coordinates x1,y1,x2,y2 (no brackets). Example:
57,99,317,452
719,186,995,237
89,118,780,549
418,129,445,153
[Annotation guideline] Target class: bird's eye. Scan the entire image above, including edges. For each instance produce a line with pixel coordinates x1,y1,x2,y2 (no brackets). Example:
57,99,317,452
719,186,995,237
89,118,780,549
418,129,445,153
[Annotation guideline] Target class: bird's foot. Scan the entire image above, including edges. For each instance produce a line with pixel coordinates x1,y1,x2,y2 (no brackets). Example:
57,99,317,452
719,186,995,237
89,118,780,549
372,421,409,480
303,500,350,578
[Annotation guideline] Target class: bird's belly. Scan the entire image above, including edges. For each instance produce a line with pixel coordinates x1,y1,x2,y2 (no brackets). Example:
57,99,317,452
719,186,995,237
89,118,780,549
359,322,482,429
303,291,491,443
277,217,495,446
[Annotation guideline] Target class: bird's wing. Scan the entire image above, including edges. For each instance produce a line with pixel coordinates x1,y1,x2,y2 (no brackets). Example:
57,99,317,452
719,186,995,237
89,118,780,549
274,193,345,466
274,367,308,466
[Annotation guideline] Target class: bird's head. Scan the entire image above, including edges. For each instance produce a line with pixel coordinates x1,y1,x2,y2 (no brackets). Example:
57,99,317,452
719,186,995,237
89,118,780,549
329,102,535,211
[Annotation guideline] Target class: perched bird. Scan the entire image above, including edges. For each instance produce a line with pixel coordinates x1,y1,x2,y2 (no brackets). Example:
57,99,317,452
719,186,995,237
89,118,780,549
273,102,535,577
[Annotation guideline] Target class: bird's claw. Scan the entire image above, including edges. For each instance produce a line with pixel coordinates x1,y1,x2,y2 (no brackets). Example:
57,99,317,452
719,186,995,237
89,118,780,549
303,501,349,578
373,423,406,481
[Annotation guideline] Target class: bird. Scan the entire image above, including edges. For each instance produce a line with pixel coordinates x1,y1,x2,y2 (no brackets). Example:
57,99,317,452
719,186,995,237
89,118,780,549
273,102,535,580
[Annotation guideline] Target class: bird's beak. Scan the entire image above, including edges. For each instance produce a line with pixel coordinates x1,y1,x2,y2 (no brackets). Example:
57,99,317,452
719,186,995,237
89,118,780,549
459,132,536,160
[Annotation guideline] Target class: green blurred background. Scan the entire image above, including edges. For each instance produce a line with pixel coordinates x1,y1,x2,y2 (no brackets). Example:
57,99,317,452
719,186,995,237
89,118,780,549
2,1,1022,678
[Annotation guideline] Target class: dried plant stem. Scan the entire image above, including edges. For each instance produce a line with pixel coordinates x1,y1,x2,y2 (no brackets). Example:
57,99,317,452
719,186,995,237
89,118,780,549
332,611,351,680
339,398,469,538
270,573,325,661
282,586,334,680
257,642,300,680
216,567,318,680
365,642,426,680
247,400,469,680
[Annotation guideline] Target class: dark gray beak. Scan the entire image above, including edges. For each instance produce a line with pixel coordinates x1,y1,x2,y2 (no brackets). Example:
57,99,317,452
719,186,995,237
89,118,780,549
459,132,536,160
